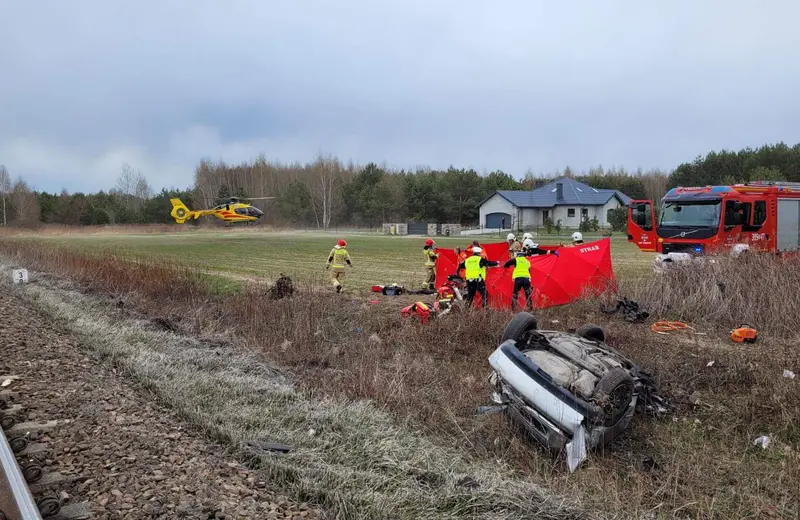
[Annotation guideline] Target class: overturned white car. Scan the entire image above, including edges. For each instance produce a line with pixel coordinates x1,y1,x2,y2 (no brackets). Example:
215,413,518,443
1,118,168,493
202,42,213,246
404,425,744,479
487,312,667,471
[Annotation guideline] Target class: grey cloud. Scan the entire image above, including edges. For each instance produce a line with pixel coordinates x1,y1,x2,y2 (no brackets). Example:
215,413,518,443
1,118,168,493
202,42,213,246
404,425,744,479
2,0,800,193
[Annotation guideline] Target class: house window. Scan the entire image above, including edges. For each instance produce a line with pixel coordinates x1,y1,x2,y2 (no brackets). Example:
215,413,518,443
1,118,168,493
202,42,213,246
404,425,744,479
542,210,550,224
581,208,588,217
567,208,575,218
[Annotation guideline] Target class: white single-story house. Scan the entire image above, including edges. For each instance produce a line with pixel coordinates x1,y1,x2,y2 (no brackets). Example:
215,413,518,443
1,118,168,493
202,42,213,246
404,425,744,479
479,177,633,230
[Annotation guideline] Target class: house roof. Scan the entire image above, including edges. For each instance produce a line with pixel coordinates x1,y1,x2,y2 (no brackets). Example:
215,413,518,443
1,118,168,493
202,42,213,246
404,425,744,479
483,177,632,208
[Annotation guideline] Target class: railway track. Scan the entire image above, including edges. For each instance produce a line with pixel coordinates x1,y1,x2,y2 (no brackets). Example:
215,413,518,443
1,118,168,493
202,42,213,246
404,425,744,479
0,376,90,519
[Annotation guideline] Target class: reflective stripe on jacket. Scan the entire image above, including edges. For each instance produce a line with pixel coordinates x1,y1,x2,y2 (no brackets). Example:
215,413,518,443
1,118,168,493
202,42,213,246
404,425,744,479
328,248,350,268
424,248,437,267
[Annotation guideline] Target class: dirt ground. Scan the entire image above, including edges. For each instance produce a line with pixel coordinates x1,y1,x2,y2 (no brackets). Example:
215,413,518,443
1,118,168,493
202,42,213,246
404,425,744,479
0,291,321,519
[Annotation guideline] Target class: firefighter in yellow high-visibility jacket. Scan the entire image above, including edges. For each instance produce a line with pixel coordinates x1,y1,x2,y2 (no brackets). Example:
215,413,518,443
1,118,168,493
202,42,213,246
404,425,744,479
503,250,533,310
422,238,438,290
326,239,352,293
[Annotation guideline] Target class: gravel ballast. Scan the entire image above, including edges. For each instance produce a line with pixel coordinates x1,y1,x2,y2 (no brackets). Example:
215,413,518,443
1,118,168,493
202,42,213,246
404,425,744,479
0,291,321,519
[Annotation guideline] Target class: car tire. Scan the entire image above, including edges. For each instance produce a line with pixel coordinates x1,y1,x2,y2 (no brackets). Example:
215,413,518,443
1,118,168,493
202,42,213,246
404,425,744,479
501,312,538,343
576,324,605,342
592,367,634,427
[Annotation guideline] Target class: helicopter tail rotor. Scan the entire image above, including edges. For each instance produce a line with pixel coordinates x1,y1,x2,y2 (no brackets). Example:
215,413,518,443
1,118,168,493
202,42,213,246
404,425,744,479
169,198,195,224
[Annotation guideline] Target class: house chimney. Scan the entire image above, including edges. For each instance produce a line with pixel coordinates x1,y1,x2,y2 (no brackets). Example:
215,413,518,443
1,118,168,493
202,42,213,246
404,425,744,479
556,182,563,201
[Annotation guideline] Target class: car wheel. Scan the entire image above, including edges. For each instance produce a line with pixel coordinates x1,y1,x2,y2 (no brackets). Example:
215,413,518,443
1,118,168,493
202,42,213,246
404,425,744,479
576,324,605,342
501,312,538,343
592,367,634,427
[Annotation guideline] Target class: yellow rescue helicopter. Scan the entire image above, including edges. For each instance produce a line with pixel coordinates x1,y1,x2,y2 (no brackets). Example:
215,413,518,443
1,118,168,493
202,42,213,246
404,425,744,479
169,196,274,225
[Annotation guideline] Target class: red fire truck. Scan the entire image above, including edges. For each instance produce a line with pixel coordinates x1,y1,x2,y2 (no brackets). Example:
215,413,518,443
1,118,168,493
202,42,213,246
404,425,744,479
628,181,800,257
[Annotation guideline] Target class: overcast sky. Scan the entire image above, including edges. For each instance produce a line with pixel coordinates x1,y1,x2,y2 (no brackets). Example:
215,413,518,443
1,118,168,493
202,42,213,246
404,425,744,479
2,1,799,194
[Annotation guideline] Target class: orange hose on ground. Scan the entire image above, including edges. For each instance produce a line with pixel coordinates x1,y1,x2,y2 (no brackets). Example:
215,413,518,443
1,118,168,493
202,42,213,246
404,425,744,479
651,321,692,333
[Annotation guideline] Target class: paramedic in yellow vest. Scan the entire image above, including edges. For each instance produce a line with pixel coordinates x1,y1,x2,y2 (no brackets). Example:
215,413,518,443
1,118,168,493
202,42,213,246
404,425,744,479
455,246,499,309
503,250,534,310
422,238,438,290
326,239,352,293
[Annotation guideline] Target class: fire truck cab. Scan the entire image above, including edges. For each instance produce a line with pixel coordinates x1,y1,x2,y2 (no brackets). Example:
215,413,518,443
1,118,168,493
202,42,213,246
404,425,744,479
628,181,800,261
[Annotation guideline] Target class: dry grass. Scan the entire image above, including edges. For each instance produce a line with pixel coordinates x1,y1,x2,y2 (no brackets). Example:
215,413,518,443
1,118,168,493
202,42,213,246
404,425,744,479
0,249,587,520
1,239,799,519
627,253,800,338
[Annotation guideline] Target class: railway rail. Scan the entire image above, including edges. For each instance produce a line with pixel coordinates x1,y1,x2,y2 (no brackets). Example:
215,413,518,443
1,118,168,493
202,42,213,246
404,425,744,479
0,376,90,519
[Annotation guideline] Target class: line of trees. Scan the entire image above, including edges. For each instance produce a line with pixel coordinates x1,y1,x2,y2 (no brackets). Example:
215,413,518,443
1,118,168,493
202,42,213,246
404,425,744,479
2,141,798,229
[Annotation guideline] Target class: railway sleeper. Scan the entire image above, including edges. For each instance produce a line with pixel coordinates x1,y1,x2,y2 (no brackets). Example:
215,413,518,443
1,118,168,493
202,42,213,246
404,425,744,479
0,379,90,519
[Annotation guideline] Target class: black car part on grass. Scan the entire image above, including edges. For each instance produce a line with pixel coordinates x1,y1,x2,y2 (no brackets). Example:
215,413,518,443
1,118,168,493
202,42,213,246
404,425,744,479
601,297,650,323
268,274,294,300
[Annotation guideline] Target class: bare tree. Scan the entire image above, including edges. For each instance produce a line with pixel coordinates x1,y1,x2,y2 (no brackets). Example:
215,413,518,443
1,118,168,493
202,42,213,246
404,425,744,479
10,178,40,224
115,162,151,214
0,165,11,226
639,170,669,202
194,159,221,208
307,154,343,229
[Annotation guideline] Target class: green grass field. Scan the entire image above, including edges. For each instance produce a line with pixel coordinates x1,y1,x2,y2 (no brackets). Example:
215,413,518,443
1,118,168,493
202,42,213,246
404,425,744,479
15,229,657,289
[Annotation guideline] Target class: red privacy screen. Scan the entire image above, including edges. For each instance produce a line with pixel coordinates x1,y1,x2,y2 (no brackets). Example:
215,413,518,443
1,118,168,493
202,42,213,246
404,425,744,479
435,238,616,309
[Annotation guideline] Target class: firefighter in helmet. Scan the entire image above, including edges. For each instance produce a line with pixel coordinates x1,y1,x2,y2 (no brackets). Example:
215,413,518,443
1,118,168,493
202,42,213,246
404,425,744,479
507,233,522,255
326,239,352,293
422,238,438,290
561,231,584,247
522,238,559,257
455,246,499,309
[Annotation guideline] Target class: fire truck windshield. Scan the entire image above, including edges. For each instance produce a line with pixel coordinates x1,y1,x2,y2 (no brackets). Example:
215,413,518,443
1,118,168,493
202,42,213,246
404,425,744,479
659,201,721,228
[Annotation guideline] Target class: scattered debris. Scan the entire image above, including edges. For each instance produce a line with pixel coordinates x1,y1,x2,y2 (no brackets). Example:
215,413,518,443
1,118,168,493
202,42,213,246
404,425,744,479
368,333,382,344
601,297,650,322
267,274,294,300
730,325,758,343
783,369,796,379
475,405,505,415
308,428,318,437
753,436,771,449
707,360,715,367
245,440,293,453
280,340,292,352
372,283,405,296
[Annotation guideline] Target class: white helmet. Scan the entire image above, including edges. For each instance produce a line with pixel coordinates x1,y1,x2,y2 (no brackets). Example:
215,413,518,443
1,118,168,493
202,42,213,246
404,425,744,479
523,238,537,249
571,231,583,243
472,246,482,254
506,233,515,241
522,232,533,241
